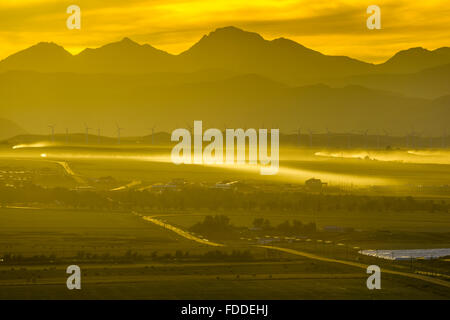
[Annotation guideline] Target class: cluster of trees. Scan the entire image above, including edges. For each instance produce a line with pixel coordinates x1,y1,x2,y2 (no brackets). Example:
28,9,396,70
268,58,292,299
1,253,57,264
253,218,316,234
0,185,111,210
1,249,255,265
75,250,145,262
189,215,318,240
0,183,448,214
190,215,237,240
174,249,254,261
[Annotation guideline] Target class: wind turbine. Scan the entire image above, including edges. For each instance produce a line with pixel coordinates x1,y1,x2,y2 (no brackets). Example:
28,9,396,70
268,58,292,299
307,129,314,147
361,129,369,149
409,128,421,149
84,123,91,144
415,131,423,148
405,130,410,149
116,122,123,145
291,126,301,147
97,127,101,144
65,128,69,144
48,125,55,142
383,129,390,149
347,131,352,149
151,124,157,145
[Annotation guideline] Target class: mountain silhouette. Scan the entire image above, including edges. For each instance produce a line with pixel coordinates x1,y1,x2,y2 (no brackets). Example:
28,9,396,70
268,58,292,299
0,27,450,85
75,37,173,73
324,62,450,98
0,42,72,73
0,26,449,136
2,26,448,84
377,47,450,74
0,70,445,136
177,26,372,83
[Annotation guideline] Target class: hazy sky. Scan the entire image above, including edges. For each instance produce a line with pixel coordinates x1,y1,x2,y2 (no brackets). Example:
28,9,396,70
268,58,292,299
0,0,449,63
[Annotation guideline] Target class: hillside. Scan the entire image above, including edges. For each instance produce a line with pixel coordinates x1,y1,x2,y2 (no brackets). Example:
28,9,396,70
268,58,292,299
324,63,450,99
0,71,443,136
0,118,27,140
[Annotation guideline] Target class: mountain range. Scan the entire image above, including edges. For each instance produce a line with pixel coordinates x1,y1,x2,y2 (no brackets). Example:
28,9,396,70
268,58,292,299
0,26,449,137
2,27,450,84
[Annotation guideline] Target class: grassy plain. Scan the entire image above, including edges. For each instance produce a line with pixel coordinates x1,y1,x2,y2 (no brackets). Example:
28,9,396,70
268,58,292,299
0,144,449,299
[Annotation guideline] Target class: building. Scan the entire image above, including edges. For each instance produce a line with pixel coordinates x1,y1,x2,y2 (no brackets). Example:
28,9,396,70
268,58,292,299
305,178,327,191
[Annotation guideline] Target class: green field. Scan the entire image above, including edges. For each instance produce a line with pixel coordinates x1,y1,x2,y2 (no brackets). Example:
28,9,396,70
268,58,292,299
2,267,449,300
160,209,450,233
0,208,449,299
0,208,207,257
0,144,449,299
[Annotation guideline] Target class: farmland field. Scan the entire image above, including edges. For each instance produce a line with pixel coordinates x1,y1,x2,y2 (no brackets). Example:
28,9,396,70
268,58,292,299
0,208,209,258
0,144,449,299
3,145,450,188
0,206,450,299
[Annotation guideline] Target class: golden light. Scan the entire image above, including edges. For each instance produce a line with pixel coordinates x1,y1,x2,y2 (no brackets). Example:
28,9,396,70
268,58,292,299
0,1,449,63
12,143,50,150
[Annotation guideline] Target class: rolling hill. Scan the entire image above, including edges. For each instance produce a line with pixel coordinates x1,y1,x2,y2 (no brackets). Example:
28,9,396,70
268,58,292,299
324,63,450,98
376,47,450,74
0,118,27,140
0,71,445,136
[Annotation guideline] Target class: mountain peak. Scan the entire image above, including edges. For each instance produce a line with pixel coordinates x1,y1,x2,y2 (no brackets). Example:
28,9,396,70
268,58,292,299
181,26,266,57
0,41,72,72
207,26,264,41
380,45,450,73
98,37,141,50
433,47,450,53
35,41,63,48
118,37,139,46
24,42,71,55
394,47,428,56
76,36,170,59
190,26,264,48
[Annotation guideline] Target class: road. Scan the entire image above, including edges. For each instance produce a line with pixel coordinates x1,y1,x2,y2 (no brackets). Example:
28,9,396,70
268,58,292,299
54,160,86,184
142,215,224,247
111,180,142,191
140,214,450,289
258,245,450,289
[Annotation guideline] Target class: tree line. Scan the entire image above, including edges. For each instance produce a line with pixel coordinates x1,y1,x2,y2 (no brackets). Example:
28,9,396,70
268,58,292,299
0,183,448,213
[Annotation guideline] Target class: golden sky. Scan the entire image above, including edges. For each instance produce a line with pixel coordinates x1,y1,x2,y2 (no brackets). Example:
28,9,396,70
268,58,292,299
0,0,449,63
